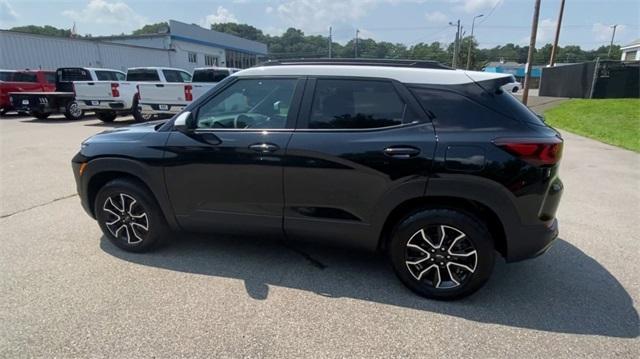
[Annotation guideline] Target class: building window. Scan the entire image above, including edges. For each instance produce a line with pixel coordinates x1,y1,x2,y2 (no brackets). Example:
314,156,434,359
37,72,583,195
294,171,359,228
188,52,197,63
205,55,218,66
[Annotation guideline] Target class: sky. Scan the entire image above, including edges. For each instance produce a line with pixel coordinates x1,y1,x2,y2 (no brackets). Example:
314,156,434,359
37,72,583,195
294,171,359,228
0,0,638,50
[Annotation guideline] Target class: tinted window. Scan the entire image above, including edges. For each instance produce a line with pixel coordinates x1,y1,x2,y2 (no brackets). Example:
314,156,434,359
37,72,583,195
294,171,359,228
0,71,13,81
196,78,296,129
126,69,160,81
163,70,191,83
410,87,545,128
44,72,56,83
95,71,124,81
58,68,92,82
192,69,230,82
12,72,37,82
309,79,406,129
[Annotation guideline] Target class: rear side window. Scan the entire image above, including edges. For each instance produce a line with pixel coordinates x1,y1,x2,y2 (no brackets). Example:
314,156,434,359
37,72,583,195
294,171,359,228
192,69,230,82
58,68,92,82
126,69,160,82
12,72,37,82
163,70,191,83
95,71,125,81
309,79,406,129
44,72,56,83
410,87,545,128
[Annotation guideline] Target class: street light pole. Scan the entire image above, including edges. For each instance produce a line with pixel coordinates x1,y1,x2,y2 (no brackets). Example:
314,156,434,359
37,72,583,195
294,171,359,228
466,14,484,70
449,20,460,68
355,29,360,58
522,0,542,106
548,0,565,66
328,26,333,58
608,24,618,58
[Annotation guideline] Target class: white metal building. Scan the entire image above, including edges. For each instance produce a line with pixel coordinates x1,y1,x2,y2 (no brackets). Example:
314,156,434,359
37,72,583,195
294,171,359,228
620,39,640,61
0,20,267,72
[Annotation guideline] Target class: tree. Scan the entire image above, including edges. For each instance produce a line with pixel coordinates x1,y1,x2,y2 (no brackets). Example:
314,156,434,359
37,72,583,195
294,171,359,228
10,25,72,38
131,22,168,35
210,23,265,42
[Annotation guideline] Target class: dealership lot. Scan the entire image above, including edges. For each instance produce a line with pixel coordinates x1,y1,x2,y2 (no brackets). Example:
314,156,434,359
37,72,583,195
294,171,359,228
0,113,638,357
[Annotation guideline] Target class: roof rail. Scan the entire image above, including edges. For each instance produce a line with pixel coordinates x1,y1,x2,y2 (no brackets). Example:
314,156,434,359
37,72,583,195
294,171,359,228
260,58,452,70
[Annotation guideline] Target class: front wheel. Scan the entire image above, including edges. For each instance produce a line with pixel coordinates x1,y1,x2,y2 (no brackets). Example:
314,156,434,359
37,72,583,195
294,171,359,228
389,209,495,300
95,110,117,123
64,100,84,121
32,111,50,120
95,178,170,252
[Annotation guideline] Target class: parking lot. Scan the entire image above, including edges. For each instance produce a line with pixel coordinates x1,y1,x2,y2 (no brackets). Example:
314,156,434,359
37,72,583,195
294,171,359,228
0,112,638,357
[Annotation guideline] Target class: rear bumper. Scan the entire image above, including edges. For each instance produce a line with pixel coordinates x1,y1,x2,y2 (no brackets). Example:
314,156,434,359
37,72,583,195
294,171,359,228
78,100,127,111
506,218,559,262
140,103,185,115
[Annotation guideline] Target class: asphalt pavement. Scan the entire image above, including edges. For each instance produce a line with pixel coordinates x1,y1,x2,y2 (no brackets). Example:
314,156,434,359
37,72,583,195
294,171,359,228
0,112,638,357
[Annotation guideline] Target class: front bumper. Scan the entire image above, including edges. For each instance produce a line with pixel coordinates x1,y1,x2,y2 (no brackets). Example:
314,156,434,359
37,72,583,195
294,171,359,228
71,156,94,218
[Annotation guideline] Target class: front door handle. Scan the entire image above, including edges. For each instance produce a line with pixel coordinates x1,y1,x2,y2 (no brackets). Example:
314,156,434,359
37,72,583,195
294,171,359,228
383,146,421,159
249,143,279,153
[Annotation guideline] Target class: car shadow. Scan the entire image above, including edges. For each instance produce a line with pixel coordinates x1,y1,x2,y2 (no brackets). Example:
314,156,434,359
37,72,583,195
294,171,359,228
84,119,138,128
100,235,639,338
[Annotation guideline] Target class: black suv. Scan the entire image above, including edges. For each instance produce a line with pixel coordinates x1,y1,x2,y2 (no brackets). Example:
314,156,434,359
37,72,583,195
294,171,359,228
72,59,563,300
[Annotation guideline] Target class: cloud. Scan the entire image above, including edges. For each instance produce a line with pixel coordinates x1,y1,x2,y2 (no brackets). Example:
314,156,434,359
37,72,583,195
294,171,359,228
204,6,239,25
425,11,448,25
456,0,501,14
275,0,378,33
62,0,145,26
537,18,557,43
0,0,18,22
592,22,625,43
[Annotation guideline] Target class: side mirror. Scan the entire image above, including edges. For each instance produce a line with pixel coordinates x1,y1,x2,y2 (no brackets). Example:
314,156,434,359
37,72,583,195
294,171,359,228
174,111,193,133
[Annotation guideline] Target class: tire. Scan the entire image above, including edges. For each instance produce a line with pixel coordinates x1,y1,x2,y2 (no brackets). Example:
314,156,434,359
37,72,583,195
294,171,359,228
64,100,84,121
32,111,50,120
95,178,170,252
131,97,153,123
95,110,117,123
389,208,495,300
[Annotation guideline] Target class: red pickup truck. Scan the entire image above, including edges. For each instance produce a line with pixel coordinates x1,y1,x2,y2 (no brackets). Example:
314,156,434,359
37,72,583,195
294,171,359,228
0,70,56,115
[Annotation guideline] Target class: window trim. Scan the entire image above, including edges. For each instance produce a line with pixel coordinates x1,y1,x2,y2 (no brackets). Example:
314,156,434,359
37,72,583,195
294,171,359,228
295,76,429,132
189,76,306,132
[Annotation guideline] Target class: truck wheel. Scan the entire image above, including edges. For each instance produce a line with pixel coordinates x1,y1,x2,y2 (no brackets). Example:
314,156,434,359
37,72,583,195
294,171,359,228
32,111,50,120
64,101,84,121
389,208,495,300
95,110,117,123
131,97,153,123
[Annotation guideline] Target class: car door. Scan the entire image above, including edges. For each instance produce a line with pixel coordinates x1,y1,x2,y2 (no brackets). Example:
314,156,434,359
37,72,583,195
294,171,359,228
163,77,304,237
283,77,437,250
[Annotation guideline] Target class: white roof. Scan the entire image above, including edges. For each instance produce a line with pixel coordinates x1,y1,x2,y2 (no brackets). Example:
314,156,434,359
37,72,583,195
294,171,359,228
233,65,512,85
193,67,241,71
127,67,189,72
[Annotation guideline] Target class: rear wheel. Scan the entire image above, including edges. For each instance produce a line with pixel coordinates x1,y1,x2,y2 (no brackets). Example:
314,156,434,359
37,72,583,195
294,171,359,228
64,100,84,121
95,178,170,252
32,111,50,120
389,208,495,300
95,110,117,123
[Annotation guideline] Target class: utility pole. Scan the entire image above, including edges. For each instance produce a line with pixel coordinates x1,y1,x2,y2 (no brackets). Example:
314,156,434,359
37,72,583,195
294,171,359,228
548,0,565,66
458,28,465,66
354,29,360,58
522,0,541,106
608,24,618,58
328,26,333,58
449,20,460,68
466,14,484,70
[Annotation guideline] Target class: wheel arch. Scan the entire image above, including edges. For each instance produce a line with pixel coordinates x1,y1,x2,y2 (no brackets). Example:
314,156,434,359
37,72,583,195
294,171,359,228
378,196,507,258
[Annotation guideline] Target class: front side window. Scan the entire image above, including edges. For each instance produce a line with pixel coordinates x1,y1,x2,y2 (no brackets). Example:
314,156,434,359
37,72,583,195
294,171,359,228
163,70,191,83
12,72,37,82
309,79,406,129
44,72,56,83
195,78,296,130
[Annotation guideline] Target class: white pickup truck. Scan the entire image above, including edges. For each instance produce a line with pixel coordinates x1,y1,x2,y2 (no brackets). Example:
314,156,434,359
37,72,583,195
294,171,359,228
73,67,192,122
138,67,239,116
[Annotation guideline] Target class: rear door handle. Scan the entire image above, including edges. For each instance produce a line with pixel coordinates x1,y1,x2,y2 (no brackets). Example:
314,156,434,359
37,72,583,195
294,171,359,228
155,84,164,87
383,146,421,159
249,143,279,153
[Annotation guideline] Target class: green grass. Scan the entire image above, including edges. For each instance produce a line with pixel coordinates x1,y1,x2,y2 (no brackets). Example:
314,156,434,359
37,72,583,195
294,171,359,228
544,99,640,152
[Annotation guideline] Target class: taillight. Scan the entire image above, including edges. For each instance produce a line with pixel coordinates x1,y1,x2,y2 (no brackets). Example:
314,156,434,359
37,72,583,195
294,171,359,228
184,85,193,101
494,137,563,166
111,83,120,97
